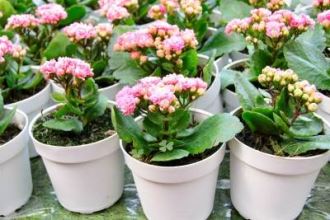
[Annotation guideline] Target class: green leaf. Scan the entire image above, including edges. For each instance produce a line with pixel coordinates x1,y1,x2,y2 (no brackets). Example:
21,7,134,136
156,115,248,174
84,94,108,123
181,49,198,76
202,52,215,85
250,49,273,77
51,92,67,103
0,106,16,135
282,135,330,156
274,89,294,117
92,59,107,76
220,69,239,90
200,29,246,57
289,114,323,138
43,118,83,133
21,73,43,90
111,106,147,150
296,24,326,51
273,112,291,136
169,109,191,132
59,5,86,26
151,149,190,162
234,74,267,110
284,40,330,91
43,32,72,60
242,111,278,135
112,60,146,85
181,113,243,154
0,0,16,27
219,0,252,23
80,78,98,100
143,116,162,138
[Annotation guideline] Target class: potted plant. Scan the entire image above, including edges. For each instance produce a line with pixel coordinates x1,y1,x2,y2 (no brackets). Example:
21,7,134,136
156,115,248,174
111,21,223,113
0,36,50,157
229,66,330,220
29,57,124,213
0,92,32,216
221,8,314,111
50,22,123,100
111,74,243,220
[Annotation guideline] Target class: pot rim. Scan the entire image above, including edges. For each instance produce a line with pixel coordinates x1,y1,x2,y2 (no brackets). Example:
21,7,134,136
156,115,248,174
224,58,249,70
231,107,330,161
29,101,118,150
6,82,51,107
120,108,226,170
51,80,121,93
0,108,28,149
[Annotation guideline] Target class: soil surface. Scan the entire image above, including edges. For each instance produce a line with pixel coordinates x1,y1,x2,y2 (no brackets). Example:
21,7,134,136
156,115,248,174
32,108,114,146
4,80,47,104
0,124,21,145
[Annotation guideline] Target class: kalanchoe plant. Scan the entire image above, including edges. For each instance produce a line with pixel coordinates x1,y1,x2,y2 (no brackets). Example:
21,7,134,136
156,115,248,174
111,21,214,85
0,36,44,103
234,66,330,156
62,22,116,86
225,8,314,71
39,57,108,133
5,3,68,63
314,0,330,12
112,74,243,163
317,10,330,50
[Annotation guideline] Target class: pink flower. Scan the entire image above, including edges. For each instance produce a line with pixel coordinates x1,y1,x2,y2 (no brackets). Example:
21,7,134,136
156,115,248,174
250,8,272,22
148,21,180,36
115,86,138,115
266,21,285,38
148,85,177,110
290,14,315,30
225,19,241,35
36,3,67,25
5,14,39,29
115,30,154,51
0,36,14,63
96,23,113,38
40,57,94,80
318,10,330,28
63,22,97,42
106,5,130,22
148,4,167,19
163,35,185,54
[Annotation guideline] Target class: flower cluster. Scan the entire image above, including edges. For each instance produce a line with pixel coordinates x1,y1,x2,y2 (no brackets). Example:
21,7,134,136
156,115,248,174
36,3,67,25
258,66,322,112
63,22,113,43
114,21,197,64
317,10,330,29
248,0,285,11
258,66,298,89
0,36,14,63
0,36,26,63
63,22,97,43
40,57,94,80
116,74,207,115
225,9,314,51
314,0,330,11
99,0,138,22
160,0,179,14
5,14,39,30
5,3,66,30
148,4,167,20
180,0,202,16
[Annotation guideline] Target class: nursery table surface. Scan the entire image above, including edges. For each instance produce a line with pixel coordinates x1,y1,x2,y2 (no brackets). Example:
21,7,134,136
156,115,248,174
5,154,330,220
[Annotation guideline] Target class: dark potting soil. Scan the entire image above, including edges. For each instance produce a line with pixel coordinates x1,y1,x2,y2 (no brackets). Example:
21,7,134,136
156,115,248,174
237,125,327,157
4,80,47,105
0,124,21,145
320,89,330,97
32,108,115,146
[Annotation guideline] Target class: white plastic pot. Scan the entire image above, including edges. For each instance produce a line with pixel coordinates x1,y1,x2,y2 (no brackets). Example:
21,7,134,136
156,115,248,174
0,109,32,216
222,59,248,112
6,83,51,158
51,81,123,101
318,93,330,123
229,51,249,62
29,102,124,214
228,108,330,220
121,109,226,220
192,55,223,113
